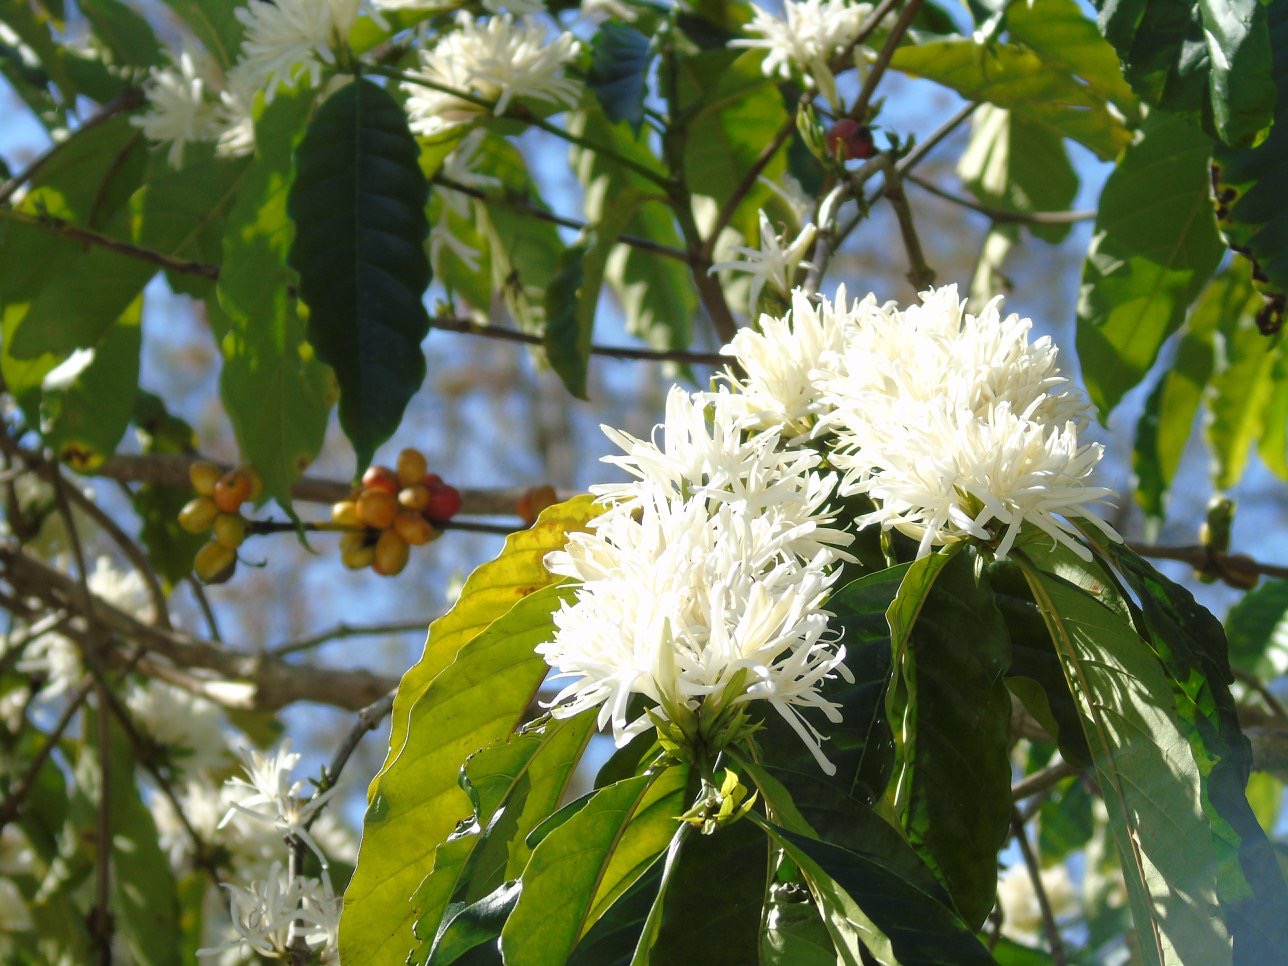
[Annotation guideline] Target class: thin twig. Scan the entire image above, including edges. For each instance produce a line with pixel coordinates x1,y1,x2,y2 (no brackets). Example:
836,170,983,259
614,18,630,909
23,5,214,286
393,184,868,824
434,176,688,263
248,518,517,537
1233,668,1288,723
0,207,220,279
879,159,935,291
429,315,725,366
850,0,927,123
1126,542,1288,584
271,619,435,658
1011,810,1069,965
1012,760,1076,802
186,576,224,643
0,678,96,830
897,101,980,175
905,173,1096,226
305,690,397,832
0,87,145,205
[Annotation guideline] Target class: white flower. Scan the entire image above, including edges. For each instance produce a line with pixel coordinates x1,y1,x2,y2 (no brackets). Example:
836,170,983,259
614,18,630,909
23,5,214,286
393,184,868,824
718,284,855,435
14,633,82,701
484,0,546,12
734,0,872,95
709,210,816,312
219,739,336,867
87,555,152,621
540,390,854,773
430,130,500,272
126,682,231,775
402,13,581,137
581,0,637,20
132,48,223,168
996,862,1076,946
231,0,358,101
812,285,1119,560
197,862,333,959
213,74,258,159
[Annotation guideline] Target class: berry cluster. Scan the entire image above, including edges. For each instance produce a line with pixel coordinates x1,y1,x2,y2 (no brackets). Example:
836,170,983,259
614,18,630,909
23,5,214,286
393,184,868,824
179,462,263,584
331,449,462,577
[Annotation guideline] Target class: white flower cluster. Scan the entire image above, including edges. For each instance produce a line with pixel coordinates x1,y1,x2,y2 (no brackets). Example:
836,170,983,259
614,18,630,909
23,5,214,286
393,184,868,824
539,388,855,773
735,0,873,98
723,284,1119,560
134,0,360,166
402,13,581,137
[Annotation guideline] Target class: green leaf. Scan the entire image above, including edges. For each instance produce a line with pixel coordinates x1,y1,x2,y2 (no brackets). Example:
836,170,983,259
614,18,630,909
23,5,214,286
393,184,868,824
1226,579,1288,680
426,880,519,965
890,549,1013,929
1093,0,1275,147
566,861,664,966
1098,541,1288,959
1131,266,1248,520
341,582,575,965
1076,109,1225,418
215,88,333,506
157,0,243,68
1005,0,1140,122
754,818,996,966
676,50,789,237
1207,293,1283,490
957,104,1079,244
79,0,161,68
1037,777,1095,863
588,23,652,133
38,296,140,472
500,766,689,965
891,38,1131,160
645,817,767,966
543,243,593,400
1020,566,1232,965
129,393,204,588
287,78,432,472
377,495,599,778
571,109,694,352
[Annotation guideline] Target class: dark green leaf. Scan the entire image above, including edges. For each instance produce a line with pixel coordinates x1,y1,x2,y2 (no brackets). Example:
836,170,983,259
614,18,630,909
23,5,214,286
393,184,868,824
341,581,576,965
1226,579,1288,680
157,0,243,68
1037,777,1095,863
567,861,665,966
890,550,1013,929
1021,566,1232,965
646,818,767,966
1131,266,1247,519
1207,289,1283,490
588,23,652,133
543,243,592,400
287,78,432,471
499,766,689,965
38,296,139,471
215,89,333,505
891,38,1131,160
129,393,204,587
756,819,996,966
1093,0,1275,147
429,880,519,965
957,104,1079,245
80,0,161,68
1077,109,1225,418
1098,541,1288,959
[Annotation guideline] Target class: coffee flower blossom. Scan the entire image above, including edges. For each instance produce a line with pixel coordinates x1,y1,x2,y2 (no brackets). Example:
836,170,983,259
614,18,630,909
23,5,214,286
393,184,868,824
539,390,854,773
232,0,359,101
402,13,581,137
734,0,872,100
709,210,817,314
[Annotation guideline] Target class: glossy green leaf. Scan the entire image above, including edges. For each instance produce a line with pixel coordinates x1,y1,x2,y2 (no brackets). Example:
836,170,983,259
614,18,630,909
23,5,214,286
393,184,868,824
676,49,788,238
215,89,333,506
566,860,664,966
377,495,598,776
543,243,593,400
1226,579,1288,681
1093,0,1275,147
500,766,689,965
754,817,996,966
341,582,574,965
957,104,1079,244
645,817,767,966
1208,295,1283,490
762,884,837,966
1005,0,1140,121
411,712,597,959
588,23,652,133
1077,109,1225,418
287,77,432,471
1097,541,1288,960
891,549,1013,929
129,393,204,588
1021,566,1232,965
1132,267,1249,519
572,109,695,353
427,880,519,965
38,296,140,472
891,39,1130,160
